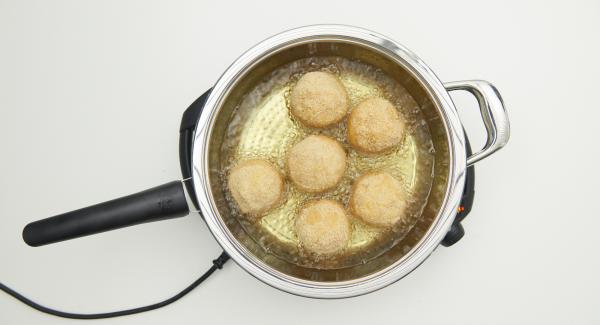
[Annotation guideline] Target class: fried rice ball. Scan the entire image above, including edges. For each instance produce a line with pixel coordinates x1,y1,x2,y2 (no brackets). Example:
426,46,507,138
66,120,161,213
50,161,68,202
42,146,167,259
289,71,349,128
348,97,405,153
295,200,351,255
228,159,284,217
350,172,408,227
287,135,346,193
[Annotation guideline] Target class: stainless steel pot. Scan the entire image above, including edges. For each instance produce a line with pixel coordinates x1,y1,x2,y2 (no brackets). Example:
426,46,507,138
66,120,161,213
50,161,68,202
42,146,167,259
23,25,509,299
193,25,509,298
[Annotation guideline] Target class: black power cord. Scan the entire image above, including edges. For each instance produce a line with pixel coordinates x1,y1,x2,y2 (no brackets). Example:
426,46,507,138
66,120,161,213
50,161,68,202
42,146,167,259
0,252,229,320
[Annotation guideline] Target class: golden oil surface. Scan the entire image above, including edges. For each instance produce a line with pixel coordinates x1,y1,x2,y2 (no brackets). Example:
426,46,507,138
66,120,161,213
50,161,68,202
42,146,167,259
219,57,435,269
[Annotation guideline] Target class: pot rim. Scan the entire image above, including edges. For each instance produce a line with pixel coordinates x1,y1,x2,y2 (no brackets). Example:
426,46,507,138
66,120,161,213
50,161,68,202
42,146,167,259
192,24,467,298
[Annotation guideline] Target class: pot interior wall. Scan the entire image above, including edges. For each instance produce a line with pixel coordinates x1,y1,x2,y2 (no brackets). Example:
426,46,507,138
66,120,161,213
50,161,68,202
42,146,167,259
207,39,451,282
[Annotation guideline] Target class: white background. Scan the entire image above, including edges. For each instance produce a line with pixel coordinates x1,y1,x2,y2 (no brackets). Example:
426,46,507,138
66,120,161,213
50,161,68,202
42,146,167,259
1,0,599,324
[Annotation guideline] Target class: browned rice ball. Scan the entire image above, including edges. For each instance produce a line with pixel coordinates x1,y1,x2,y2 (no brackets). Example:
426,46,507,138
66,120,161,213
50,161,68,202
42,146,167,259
228,159,284,217
290,71,349,128
287,135,346,193
296,199,351,255
348,97,405,153
350,172,407,227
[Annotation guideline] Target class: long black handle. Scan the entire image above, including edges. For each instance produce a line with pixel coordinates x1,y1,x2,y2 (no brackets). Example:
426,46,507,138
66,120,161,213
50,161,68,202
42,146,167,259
23,181,190,247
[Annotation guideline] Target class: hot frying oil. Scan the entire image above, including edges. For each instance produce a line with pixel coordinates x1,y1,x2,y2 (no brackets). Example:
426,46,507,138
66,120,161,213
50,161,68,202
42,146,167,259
219,57,435,269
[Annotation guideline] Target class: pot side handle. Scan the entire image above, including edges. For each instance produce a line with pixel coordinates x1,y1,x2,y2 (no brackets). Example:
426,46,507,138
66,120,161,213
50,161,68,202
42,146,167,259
22,181,190,247
444,80,510,166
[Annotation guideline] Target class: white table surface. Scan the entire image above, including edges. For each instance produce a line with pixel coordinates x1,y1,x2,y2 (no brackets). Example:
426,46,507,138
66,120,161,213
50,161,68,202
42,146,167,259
1,1,599,324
